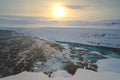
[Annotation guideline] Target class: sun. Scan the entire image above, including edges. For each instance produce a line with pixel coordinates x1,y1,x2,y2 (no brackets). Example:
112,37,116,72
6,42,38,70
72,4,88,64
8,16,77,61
53,6,65,18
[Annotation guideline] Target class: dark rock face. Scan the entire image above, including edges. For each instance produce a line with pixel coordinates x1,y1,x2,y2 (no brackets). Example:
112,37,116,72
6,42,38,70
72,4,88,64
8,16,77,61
0,30,38,77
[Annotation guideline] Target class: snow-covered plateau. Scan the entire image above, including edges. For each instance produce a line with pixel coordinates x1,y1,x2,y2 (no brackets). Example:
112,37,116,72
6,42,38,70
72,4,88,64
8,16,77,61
10,27,120,48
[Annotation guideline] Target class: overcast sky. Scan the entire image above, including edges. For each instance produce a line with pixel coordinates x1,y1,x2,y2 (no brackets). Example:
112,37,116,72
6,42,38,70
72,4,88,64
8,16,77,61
0,0,120,28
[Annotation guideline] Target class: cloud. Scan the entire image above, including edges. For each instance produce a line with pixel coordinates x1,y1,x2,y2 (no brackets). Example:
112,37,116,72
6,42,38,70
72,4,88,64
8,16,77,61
0,15,120,29
0,15,88,28
0,15,50,21
65,5,87,10
0,15,52,27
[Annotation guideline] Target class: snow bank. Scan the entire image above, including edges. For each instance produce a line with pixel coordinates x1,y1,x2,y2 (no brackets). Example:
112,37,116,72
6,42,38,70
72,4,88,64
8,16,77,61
0,69,120,80
0,71,48,80
51,70,72,78
89,51,102,55
72,69,120,80
74,47,87,51
97,58,120,73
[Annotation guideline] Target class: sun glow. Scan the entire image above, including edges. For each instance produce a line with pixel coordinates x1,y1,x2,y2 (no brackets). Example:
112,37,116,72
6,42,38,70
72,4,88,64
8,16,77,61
53,6,65,18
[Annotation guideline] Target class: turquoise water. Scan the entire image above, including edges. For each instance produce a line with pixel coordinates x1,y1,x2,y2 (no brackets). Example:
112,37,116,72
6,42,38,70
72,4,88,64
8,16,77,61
47,41,120,70
70,54,79,64
50,62,68,70
57,41,120,63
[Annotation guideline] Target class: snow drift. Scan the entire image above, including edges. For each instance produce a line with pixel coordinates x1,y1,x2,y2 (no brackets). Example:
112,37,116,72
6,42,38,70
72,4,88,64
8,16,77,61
0,69,120,80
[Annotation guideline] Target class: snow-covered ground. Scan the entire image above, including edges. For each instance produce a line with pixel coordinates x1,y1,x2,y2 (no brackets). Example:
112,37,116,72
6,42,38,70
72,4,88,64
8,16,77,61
97,58,120,73
0,27,120,80
12,28,120,48
0,69,120,80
